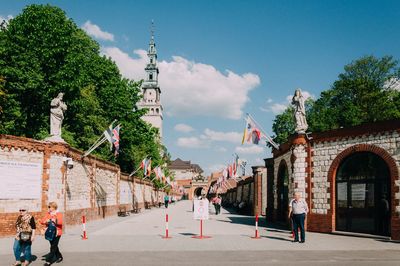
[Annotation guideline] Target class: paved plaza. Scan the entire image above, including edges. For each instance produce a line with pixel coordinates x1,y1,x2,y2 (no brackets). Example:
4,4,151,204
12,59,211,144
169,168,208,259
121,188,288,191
1,200,399,265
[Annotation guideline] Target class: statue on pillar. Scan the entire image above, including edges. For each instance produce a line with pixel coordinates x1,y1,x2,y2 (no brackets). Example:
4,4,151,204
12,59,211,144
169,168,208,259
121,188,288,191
47,92,67,142
292,88,308,133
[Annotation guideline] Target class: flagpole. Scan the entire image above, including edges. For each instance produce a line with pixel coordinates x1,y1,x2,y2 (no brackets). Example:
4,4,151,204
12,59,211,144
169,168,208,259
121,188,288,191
247,113,279,149
82,135,107,158
129,164,143,177
82,119,118,158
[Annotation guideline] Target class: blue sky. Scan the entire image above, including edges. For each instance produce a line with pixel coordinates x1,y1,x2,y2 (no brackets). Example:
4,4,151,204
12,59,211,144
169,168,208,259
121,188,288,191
2,0,400,175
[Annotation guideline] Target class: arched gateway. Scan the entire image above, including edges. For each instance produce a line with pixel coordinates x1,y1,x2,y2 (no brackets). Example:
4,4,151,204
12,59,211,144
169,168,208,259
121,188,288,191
335,152,391,236
277,160,289,222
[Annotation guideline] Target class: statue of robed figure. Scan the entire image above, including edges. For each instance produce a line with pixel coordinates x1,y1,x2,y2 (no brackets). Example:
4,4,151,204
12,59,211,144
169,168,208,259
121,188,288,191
46,92,67,142
292,88,308,133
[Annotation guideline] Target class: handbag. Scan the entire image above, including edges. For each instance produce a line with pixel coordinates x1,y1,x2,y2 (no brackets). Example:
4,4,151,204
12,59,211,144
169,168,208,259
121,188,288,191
20,232,31,242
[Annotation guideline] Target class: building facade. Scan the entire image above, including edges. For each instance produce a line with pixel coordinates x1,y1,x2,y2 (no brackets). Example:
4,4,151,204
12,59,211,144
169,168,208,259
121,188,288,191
169,158,204,199
137,26,163,139
266,120,400,240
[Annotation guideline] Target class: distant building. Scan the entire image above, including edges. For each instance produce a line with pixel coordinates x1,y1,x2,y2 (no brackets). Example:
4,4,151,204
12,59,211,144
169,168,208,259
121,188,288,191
169,158,205,199
137,22,163,139
169,158,203,180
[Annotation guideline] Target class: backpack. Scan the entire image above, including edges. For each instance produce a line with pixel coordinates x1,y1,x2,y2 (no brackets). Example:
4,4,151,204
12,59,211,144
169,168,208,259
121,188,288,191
45,220,57,241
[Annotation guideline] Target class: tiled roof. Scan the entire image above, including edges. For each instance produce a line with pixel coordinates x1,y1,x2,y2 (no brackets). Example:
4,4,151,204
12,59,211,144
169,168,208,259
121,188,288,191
169,158,203,173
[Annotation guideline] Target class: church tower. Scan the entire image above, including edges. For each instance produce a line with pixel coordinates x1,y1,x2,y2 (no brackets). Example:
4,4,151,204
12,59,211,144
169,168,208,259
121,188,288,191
137,22,163,139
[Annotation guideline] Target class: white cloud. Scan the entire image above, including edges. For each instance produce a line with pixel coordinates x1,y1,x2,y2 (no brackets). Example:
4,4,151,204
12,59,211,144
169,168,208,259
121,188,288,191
102,47,260,119
82,21,114,41
102,48,147,78
235,145,264,154
0,15,13,25
254,158,264,165
261,90,314,115
215,147,227,152
177,137,207,148
176,128,242,149
174,123,195,133
208,164,226,172
201,128,242,143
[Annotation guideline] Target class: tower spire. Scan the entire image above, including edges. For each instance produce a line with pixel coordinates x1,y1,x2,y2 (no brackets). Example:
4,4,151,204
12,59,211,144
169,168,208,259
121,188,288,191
150,19,155,42
137,20,163,139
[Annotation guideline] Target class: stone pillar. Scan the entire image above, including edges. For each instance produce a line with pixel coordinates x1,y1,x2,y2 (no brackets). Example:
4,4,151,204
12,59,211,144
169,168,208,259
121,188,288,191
264,158,274,220
290,134,308,199
252,166,266,216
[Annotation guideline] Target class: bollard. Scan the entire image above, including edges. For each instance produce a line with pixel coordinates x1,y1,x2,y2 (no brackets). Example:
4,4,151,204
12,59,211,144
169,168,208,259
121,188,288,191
162,213,172,239
192,220,211,239
251,214,261,239
82,215,88,240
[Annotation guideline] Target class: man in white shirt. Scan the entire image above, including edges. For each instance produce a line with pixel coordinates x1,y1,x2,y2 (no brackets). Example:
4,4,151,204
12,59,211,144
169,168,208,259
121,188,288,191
288,192,309,243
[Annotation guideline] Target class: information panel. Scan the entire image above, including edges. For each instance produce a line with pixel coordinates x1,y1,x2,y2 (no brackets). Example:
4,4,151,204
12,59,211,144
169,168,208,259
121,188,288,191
0,160,42,199
193,199,209,220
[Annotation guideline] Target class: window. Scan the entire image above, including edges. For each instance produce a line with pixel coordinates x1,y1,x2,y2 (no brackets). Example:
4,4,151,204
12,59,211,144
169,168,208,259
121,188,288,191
150,58,153,64
149,74,153,80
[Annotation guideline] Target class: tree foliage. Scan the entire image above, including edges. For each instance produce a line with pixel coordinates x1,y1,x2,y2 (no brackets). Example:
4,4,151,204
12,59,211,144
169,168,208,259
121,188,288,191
272,55,400,145
0,4,168,177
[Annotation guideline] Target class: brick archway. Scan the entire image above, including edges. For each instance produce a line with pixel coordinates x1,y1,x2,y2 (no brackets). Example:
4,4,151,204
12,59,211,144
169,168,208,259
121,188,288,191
277,159,290,222
327,144,400,239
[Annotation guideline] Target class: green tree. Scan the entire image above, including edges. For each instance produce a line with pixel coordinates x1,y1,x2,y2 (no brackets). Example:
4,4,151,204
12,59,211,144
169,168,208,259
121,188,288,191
0,4,166,176
271,55,400,145
309,55,400,132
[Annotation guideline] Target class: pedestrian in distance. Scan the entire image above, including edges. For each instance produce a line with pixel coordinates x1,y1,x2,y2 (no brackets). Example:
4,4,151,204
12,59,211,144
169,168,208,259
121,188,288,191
211,195,218,214
164,194,169,208
40,202,63,265
13,205,36,266
216,195,222,215
288,192,309,243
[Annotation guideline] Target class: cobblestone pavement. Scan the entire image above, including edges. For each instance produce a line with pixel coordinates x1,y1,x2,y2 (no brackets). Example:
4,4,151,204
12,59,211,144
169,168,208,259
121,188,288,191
1,200,399,265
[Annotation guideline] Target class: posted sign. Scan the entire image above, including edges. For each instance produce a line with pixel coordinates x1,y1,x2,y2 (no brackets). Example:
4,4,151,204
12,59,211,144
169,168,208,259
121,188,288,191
193,199,209,220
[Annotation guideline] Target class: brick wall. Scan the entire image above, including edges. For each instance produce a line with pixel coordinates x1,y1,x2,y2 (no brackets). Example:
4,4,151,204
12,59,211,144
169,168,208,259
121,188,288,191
0,135,161,237
268,120,400,240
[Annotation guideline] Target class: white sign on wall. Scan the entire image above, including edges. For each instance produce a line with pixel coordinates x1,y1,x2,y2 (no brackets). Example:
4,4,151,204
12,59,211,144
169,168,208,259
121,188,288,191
193,199,209,220
0,160,42,199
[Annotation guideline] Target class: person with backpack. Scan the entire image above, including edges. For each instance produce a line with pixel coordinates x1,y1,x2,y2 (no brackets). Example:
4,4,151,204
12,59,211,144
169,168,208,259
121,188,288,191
13,205,36,266
164,194,169,208
41,202,63,265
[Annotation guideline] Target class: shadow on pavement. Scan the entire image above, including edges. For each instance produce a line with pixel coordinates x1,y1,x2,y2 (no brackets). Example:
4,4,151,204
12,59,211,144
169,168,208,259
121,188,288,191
264,235,293,242
217,216,267,227
375,239,400,244
179,233,196,236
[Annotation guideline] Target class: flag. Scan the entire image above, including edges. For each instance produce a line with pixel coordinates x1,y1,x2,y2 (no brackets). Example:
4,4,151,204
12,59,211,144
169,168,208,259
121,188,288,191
228,165,233,178
222,168,228,180
103,123,121,155
146,159,152,177
112,125,120,156
141,158,151,177
233,154,238,177
241,116,251,144
251,128,261,144
103,123,114,151
154,167,163,182
242,115,262,145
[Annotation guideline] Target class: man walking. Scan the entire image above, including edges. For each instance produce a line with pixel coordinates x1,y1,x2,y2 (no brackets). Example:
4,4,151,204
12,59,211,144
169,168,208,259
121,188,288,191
288,192,309,243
